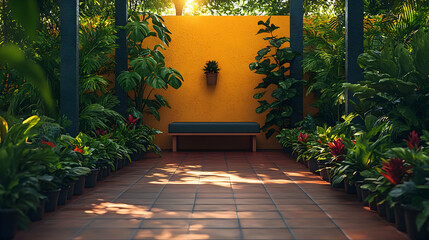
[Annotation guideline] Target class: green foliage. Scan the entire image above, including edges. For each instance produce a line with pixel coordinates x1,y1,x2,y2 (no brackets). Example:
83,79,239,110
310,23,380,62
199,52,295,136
118,13,183,121
250,17,306,139
303,15,345,125
203,60,220,73
345,30,429,138
0,115,58,228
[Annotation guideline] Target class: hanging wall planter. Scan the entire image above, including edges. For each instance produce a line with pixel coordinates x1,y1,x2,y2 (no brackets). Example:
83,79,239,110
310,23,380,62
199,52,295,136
203,60,220,86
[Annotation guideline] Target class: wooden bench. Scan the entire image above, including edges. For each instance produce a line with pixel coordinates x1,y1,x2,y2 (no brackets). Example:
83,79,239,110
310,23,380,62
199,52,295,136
168,122,260,152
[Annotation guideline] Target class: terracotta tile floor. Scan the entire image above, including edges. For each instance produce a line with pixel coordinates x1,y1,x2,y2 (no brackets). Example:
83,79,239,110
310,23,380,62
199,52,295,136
15,151,408,240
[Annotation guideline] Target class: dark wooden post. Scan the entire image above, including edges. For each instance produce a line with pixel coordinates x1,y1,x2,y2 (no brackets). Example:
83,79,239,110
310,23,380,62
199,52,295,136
60,0,79,136
115,0,128,116
290,0,304,125
345,0,364,114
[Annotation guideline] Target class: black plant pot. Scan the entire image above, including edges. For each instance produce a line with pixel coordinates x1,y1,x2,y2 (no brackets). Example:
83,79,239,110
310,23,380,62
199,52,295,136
0,209,17,240
307,158,319,173
57,186,69,206
360,188,370,207
385,204,396,223
282,147,292,154
330,178,344,189
73,175,86,195
85,169,99,188
44,188,61,212
317,161,329,181
97,168,104,181
355,181,363,202
123,158,130,167
394,204,407,232
27,199,45,221
117,158,123,170
103,166,110,178
344,179,356,194
376,196,386,217
67,181,75,200
403,205,429,240
369,199,378,211
112,159,119,172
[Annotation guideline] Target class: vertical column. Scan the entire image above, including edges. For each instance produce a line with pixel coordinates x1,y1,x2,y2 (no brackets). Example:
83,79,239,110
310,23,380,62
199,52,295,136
115,0,128,116
345,0,364,114
60,0,79,136
290,0,304,126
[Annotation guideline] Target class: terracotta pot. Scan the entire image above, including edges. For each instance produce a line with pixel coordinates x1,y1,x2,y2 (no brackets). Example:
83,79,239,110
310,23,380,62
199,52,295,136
0,209,17,240
206,72,218,85
403,205,429,240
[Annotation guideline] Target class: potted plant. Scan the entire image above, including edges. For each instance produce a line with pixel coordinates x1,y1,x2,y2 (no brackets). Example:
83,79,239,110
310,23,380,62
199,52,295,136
203,60,220,85
0,116,53,237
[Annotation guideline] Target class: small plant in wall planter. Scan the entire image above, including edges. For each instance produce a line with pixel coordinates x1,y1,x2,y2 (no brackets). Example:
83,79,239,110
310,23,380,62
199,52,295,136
203,60,220,85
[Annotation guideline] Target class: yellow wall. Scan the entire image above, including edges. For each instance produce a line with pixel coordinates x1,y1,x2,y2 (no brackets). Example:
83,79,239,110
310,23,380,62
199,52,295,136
144,16,291,150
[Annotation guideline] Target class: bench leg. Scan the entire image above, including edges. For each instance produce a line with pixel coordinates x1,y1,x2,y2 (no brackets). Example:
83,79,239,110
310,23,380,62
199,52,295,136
252,135,256,152
172,136,177,152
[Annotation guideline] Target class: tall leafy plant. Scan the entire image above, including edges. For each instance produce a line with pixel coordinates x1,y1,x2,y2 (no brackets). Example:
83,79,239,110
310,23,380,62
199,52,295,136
249,17,306,139
118,13,183,121
344,30,429,139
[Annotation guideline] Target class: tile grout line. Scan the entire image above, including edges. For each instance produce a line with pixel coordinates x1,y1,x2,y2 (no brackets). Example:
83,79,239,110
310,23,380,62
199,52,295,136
266,152,352,240
243,152,297,240
224,152,245,240
130,153,189,240
186,152,206,234
69,157,161,240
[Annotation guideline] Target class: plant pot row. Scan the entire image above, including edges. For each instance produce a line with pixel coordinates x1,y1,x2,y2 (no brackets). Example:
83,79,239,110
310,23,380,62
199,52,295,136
356,185,429,240
0,156,137,240
295,157,429,240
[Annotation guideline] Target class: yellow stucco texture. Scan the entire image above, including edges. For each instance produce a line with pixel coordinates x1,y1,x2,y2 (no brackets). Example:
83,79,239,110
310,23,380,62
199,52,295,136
143,16,291,150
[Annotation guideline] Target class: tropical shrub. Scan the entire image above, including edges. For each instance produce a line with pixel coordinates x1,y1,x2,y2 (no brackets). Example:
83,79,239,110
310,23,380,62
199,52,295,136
250,17,306,139
118,13,183,121
345,30,429,139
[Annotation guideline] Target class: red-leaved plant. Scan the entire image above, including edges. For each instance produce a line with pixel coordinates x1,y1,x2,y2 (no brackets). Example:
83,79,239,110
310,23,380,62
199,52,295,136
403,130,421,150
74,146,84,154
95,129,108,136
126,114,139,129
328,138,346,162
380,158,411,185
42,140,56,148
298,132,310,143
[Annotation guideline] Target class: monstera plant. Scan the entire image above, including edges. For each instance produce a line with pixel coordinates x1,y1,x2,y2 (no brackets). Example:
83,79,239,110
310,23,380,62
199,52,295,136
249,17,306,139
118,13,183,121
344,30,429,138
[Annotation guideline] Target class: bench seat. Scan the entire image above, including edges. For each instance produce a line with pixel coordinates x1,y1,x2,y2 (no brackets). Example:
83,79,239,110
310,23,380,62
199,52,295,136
168,122,260,152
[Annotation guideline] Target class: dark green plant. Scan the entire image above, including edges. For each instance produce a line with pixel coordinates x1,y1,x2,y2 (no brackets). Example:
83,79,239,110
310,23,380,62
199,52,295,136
118,13,183,121
345,30,429,139
203,60,220,73
0,115,57,228
249,17,306,139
